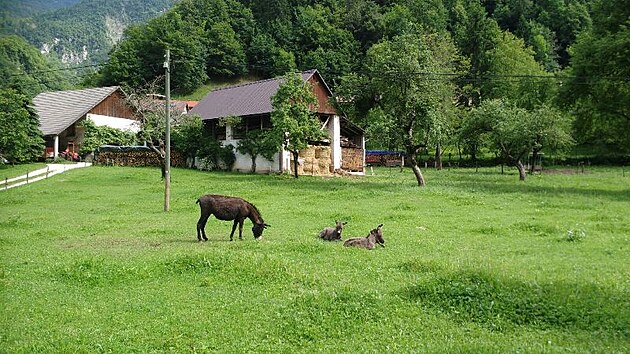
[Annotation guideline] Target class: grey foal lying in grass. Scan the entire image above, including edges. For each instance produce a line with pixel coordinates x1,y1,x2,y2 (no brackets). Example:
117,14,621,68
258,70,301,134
343,224,384,250
319,220,347,241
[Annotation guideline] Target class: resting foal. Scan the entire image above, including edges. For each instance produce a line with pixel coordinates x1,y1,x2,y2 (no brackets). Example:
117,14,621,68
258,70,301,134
319,220,347,241
343,224,385,250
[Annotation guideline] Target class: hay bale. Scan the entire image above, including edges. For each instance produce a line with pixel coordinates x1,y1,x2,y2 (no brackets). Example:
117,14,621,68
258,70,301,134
300,147,316,159
318,161,331,174
314,147,323,158
290,161,305,175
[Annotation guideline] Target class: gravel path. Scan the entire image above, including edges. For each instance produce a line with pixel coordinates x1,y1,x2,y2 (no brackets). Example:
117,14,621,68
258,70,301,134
1,162,92,191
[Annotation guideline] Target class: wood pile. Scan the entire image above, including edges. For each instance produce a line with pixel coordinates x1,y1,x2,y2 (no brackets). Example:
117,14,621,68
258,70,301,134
95,150,185,167
340,136,360,148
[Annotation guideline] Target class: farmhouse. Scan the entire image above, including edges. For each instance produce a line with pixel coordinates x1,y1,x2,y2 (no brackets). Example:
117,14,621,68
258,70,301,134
33,86,139,159
189,69,365,175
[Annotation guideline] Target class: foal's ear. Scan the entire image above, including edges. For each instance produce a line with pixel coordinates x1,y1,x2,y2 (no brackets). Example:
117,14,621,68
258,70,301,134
378,223,383,228
263,223,271,228
342,222,348,225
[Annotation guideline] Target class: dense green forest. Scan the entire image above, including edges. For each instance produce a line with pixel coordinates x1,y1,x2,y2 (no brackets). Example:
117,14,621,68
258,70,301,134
1,0,629,166
0,0,81,17
93,0,629,157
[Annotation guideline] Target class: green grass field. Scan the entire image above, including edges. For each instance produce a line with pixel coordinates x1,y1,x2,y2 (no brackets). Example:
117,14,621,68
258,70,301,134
0,163,47,181
1,165,628,352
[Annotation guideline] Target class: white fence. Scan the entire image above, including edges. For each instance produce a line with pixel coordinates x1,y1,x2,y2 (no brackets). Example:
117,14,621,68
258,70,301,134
1,163,91,191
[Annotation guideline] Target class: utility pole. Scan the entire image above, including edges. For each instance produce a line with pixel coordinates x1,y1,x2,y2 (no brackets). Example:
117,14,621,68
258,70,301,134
164,49,171,212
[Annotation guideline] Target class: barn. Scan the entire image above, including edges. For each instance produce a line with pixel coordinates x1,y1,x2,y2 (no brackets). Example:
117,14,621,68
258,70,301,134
33,86,139,159
189,69,365,175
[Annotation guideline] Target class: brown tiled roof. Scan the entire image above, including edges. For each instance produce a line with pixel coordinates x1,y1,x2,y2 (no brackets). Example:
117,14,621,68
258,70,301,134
33,86,121,135
189,69,329,120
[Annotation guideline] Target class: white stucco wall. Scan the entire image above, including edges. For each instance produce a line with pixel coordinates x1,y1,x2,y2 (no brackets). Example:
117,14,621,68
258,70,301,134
219,116,353,174
222,124,284,173
86,113,141,133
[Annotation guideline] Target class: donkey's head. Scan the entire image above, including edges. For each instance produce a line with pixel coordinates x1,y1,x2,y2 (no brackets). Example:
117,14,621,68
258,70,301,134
335,220,348,236
371,224,384,247
252,222,270,239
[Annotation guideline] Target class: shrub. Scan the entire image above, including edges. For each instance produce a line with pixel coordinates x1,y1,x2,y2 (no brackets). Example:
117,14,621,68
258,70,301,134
196,139,236,171
79,119,137,155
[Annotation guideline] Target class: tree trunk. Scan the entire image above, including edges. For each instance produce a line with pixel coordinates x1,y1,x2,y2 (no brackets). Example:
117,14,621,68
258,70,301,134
435,143,443,170
408,153,426,186
530,149,540,173
148,141,166,179
251,154,258,173
292,150,299,178
515,159,527,181
412,164,426,186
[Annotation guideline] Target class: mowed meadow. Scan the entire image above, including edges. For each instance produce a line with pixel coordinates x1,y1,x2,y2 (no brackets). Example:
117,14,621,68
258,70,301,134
1,165,628,352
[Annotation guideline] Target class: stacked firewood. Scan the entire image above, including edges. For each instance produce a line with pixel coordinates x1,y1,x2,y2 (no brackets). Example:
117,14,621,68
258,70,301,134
95,150,185,167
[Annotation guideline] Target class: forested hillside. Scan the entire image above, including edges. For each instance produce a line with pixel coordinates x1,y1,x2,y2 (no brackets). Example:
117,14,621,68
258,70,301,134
0,0,81,16
1,0,176,65
92,0,628,155
1,0,628,165
98,0,595,92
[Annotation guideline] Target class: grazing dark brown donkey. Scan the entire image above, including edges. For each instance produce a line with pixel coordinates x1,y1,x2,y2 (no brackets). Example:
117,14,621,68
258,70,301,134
196,195,269,241
343,224,385,250
319,220,347,241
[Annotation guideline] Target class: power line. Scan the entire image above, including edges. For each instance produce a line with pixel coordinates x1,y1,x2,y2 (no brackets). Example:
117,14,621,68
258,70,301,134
6,63,104,77
376,70,630,83
8,62,629,89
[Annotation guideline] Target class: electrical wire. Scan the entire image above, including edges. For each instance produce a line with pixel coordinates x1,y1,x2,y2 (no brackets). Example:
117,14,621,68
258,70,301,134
5,63,104,77
7,62,629,88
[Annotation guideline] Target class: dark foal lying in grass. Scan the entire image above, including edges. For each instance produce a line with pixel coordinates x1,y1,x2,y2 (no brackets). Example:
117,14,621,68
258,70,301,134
319,220,347,241
196,194,270,241
343,224,385,250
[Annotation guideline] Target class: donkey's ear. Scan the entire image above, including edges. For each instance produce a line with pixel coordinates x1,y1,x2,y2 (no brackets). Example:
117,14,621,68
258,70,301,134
342,222,348,225
264,223,271,228
378,224,383,228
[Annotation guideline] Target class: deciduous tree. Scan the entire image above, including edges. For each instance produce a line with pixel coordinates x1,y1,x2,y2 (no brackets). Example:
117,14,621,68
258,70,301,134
465,99,573,181
270,72,325,178
236,129,278,173
338,32,458,186
482,31,556,109
0,89,44,163
561,0,630,152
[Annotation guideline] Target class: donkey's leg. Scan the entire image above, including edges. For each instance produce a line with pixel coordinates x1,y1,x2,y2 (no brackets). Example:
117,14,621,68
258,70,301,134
197,214,210,241
238,219,244,240
230,220,238,241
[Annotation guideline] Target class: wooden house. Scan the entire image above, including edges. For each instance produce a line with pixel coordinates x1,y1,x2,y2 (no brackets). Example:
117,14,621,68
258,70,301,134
33,86,138,159
189,70,365,175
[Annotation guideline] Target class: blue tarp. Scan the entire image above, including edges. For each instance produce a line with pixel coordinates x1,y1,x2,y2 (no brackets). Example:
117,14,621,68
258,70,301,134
366,150,405,156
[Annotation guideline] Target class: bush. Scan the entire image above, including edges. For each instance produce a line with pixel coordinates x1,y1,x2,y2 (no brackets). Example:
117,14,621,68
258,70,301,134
79,119,138,156
196,139,236,171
